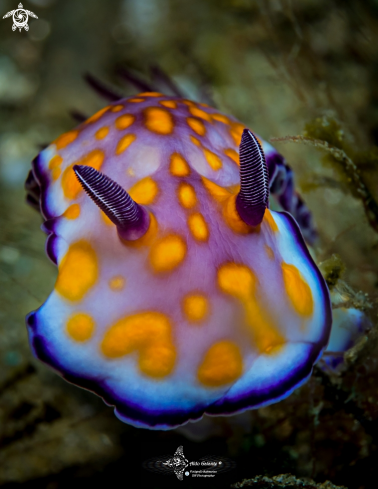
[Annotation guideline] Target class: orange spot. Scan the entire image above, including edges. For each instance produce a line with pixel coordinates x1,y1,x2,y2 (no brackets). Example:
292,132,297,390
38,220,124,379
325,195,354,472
63,204,80,220
51,168,61,181
49,155,63,170
265,245,274,260
197,341,243,387
62,150,105,200
95,126,109,140
223,195,253,234
189,106,212,122
201,177,232,203
128,98,145,103
264,209,278,232
160,100,177,109
66,313,95,342
224,148,239,165
282,263,314,316
111,105,124,112
149,234,186,273
101,311,176,378
138,92,163,97
212,113,230,124
170,153,191,177
127,212,158,248
190,135,202,146
188,212,209,241
101,209,113,226
115,114,135,130
203,148,222,171
116,133,136,155
217,263,285,353
54,131,79,150
187,117,206,136
143,107,174,135
128,177,159,205
182,100,196,107
86,107,109,124
230,122,245,145
182,293,209,323
55,241,98,301
177,182,197,209
109,275,126,291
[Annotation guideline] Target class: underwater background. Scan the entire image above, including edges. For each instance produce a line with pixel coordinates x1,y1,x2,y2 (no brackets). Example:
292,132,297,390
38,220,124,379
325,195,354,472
0,0,378,488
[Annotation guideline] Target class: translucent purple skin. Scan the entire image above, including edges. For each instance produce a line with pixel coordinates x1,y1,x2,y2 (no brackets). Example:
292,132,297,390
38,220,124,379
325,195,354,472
25,95,331,429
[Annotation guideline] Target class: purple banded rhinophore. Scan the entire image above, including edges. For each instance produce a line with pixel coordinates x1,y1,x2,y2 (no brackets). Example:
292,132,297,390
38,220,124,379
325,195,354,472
25,93,331,429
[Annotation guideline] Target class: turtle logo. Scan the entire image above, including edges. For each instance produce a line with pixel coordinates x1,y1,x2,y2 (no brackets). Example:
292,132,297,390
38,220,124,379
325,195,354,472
2,3,38,32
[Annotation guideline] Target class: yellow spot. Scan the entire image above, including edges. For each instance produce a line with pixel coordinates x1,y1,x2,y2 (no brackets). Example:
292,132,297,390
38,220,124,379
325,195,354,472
265,245,274,260
160,100,177,109
282,263,314,316
223,195,254,234
51,167,61,181
62,150,105,200
187,117,206,136
66,313,95,342
197,341,243,387
115,114,135,130
189,106,212,122
128,98,145,103
49,155,63,170
109,275,126,291
177,182,197,209
138,92,163,97
230,122,245,145
63,204,81,220
218,262,256,300
212,113,230,124
188,212,209,241
218,263,285,353
201,177,232,203
182,100,196,107
127,167,135,176
182,293,209,323
101,209,113,226
264,208,278,232
170,153,191,177
101,311,176,378
190,135,202,146
149,235,186,273
116,133,136,155
203,148,222,171
95,126,109,140
143,107,174,135
127,212,158,248
224,148,239,165
129,177,158,205
111,105,123,112
86,107,109,124
54,130,79,150
56,241,98,301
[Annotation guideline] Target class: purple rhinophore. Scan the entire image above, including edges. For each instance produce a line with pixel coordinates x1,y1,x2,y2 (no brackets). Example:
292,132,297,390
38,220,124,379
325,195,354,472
265,151,317,244
235,129,269,227
73,165,150,241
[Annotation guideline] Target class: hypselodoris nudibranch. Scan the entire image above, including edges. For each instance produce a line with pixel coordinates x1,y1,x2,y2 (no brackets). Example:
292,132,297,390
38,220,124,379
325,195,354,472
25,93,332,429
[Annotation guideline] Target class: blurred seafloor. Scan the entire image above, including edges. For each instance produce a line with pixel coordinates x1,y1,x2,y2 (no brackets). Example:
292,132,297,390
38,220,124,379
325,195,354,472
0,0,378,488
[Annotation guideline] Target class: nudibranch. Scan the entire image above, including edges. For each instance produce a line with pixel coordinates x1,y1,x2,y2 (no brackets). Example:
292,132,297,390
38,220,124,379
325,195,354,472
25,93,331,429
